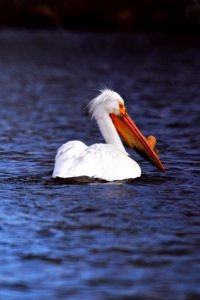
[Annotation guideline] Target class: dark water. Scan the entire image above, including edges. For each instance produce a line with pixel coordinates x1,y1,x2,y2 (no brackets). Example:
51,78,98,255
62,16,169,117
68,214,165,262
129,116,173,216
0,31,199,300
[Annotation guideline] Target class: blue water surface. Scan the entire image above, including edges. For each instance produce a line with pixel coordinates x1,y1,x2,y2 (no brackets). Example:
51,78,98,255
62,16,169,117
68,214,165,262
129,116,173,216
0,30,199,300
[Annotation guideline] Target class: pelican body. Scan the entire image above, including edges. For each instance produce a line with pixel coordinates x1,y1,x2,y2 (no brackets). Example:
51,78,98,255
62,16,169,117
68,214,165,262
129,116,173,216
52,89,165,181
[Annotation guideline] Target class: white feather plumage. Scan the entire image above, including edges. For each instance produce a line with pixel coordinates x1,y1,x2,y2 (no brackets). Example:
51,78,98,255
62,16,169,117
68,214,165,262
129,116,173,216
52,89,141,181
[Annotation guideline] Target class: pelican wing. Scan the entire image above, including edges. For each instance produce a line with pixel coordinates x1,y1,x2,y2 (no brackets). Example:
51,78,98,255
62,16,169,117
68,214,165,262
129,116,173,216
52,141,87,178
53,143,141,181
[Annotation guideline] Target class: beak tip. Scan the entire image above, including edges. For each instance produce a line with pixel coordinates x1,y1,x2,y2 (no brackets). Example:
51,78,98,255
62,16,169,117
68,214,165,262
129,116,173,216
161,166,166,172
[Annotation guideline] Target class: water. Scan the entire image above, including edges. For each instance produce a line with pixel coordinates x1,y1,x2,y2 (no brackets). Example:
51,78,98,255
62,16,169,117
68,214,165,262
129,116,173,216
0,30,199,300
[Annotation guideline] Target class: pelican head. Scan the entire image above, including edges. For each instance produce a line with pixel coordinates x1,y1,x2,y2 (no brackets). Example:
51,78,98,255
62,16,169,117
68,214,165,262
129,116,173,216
88,89,165,172
89,89,124,120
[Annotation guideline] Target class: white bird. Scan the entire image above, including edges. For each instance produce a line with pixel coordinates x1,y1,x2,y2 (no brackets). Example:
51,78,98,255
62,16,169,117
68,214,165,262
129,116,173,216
52,89,165,181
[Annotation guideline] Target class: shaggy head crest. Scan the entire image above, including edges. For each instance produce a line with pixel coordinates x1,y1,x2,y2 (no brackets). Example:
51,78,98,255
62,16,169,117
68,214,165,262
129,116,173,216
88,89,124,120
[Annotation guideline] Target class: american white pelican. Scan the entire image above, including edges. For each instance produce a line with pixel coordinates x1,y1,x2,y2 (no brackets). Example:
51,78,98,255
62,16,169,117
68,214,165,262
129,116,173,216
52,89,165,181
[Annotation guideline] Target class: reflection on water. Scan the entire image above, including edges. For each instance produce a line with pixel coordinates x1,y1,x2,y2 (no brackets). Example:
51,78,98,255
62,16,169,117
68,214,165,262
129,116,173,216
0,31,200,300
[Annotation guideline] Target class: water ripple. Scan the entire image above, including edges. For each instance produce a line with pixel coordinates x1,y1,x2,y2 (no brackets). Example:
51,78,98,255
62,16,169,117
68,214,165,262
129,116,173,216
0,31,199,300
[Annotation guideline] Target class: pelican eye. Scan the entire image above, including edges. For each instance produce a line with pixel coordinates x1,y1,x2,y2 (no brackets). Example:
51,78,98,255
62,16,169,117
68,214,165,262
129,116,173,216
119,102,126,115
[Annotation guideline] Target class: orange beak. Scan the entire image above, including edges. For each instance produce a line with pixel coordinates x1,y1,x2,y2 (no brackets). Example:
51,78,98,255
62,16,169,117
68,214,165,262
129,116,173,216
110,111,166,172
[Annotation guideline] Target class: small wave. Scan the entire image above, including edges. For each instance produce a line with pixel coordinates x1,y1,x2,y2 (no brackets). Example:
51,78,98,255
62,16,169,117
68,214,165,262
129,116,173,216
0,173,170,185
21,253,63,264
0,172,50,184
